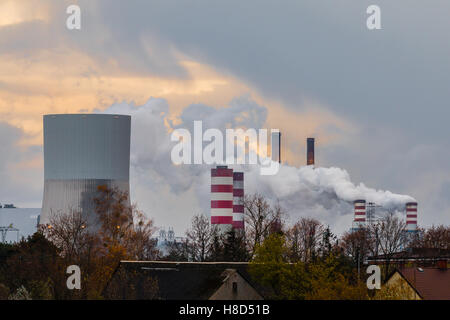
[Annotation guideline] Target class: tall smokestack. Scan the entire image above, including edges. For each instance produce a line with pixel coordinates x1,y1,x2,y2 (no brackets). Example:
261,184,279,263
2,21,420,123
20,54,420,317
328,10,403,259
406,202,418,232
352,200,366,230
232,172,244,232
271,130,281,163
211,166,233,234
307,138,315,166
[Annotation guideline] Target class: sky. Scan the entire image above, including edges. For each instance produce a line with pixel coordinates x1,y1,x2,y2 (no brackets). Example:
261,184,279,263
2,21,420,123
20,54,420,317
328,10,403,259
0,0,449,235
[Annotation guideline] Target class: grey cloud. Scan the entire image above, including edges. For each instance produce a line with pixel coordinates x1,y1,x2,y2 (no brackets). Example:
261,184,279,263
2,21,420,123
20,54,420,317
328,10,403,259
0,122,43,207
176,95,267,131
86,0,450,143
1,1,449,229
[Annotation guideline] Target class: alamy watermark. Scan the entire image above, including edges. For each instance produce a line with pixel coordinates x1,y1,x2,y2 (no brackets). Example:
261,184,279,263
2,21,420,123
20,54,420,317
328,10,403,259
65,4,382,32
66,265,81,290
171,121,280,175
366,265,381,290
367,5,381,30
66,5,81,30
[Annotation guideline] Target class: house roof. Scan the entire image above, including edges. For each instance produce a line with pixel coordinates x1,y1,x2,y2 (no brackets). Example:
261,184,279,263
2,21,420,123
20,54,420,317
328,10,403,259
368,248,450,262
105,261,267,300
395,267,450,300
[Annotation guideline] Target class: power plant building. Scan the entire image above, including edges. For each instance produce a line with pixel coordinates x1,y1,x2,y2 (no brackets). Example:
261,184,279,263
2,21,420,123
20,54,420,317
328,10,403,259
351,199,419,233
40,114,131,227
0,206,40,243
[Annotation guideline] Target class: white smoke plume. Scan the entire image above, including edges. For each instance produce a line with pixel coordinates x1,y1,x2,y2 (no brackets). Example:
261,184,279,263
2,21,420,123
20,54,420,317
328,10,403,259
98,97,415,234
264,165,415,210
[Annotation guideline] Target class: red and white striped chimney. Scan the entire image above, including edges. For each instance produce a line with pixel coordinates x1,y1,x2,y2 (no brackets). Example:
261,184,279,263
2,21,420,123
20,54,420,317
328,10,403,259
406,202,418,232
232,172,244,231
211,166,233,233
352,199,366,230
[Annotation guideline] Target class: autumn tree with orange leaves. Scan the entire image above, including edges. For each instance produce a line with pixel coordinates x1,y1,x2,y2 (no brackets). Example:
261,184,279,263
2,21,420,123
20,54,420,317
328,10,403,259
40,185,159,299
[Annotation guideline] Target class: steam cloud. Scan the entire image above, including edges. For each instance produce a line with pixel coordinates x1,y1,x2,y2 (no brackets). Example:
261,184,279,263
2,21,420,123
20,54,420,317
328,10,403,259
98,97,415,234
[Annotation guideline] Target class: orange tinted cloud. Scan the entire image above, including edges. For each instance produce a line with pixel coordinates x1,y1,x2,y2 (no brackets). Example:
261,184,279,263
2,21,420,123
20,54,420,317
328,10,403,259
0,0,49,27
0,28,354,166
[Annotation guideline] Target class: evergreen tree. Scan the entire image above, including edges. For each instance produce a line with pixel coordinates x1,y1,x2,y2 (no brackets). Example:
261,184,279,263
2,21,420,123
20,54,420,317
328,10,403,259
208,232,224,261
222,229,249,262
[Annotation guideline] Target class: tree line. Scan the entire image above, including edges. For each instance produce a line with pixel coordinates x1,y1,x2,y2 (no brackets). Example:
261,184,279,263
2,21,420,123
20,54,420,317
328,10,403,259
0,188,448,299
0,186,158,299
163,193,449,299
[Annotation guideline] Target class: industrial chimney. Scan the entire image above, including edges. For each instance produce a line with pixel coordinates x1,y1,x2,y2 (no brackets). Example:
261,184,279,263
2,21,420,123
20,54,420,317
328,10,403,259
211,166,234,234
271,130,281,163
307,138,315,166
232,172,244,232
352,200,366,230
406,202,418,232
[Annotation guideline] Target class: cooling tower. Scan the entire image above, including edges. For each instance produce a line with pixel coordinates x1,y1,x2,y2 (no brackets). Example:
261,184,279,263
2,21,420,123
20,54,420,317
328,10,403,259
232,172,244,231
40,114,131,227
406,202,418,232
307,138,315,166
352,199,366,230
211,166,233,234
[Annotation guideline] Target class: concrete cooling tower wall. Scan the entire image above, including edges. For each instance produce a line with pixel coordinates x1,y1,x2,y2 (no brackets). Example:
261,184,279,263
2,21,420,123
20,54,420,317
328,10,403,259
41,114,131,227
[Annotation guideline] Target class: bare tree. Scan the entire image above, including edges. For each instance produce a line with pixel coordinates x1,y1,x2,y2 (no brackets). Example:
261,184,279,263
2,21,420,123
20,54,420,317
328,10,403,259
244,194,284,256
340,228,373,278
286,217,324,263
410,225,450,250
185,214,214,262
128,210,159,260
41,209,94,264
369,212,407,279
40,186,159,298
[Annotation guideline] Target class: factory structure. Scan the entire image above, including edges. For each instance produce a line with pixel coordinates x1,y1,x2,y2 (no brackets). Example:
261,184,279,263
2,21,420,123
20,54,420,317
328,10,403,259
156,227,186,255
1,114,131,242
2,112,419,243
351,200,419,233
40,114,131,228
306,137,419,234
210,136,419,235
0,205,40,243
209,130,282,233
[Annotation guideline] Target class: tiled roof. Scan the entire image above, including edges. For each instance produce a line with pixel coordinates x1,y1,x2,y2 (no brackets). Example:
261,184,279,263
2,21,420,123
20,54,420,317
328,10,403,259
397,267,450,300
368,248,450,261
